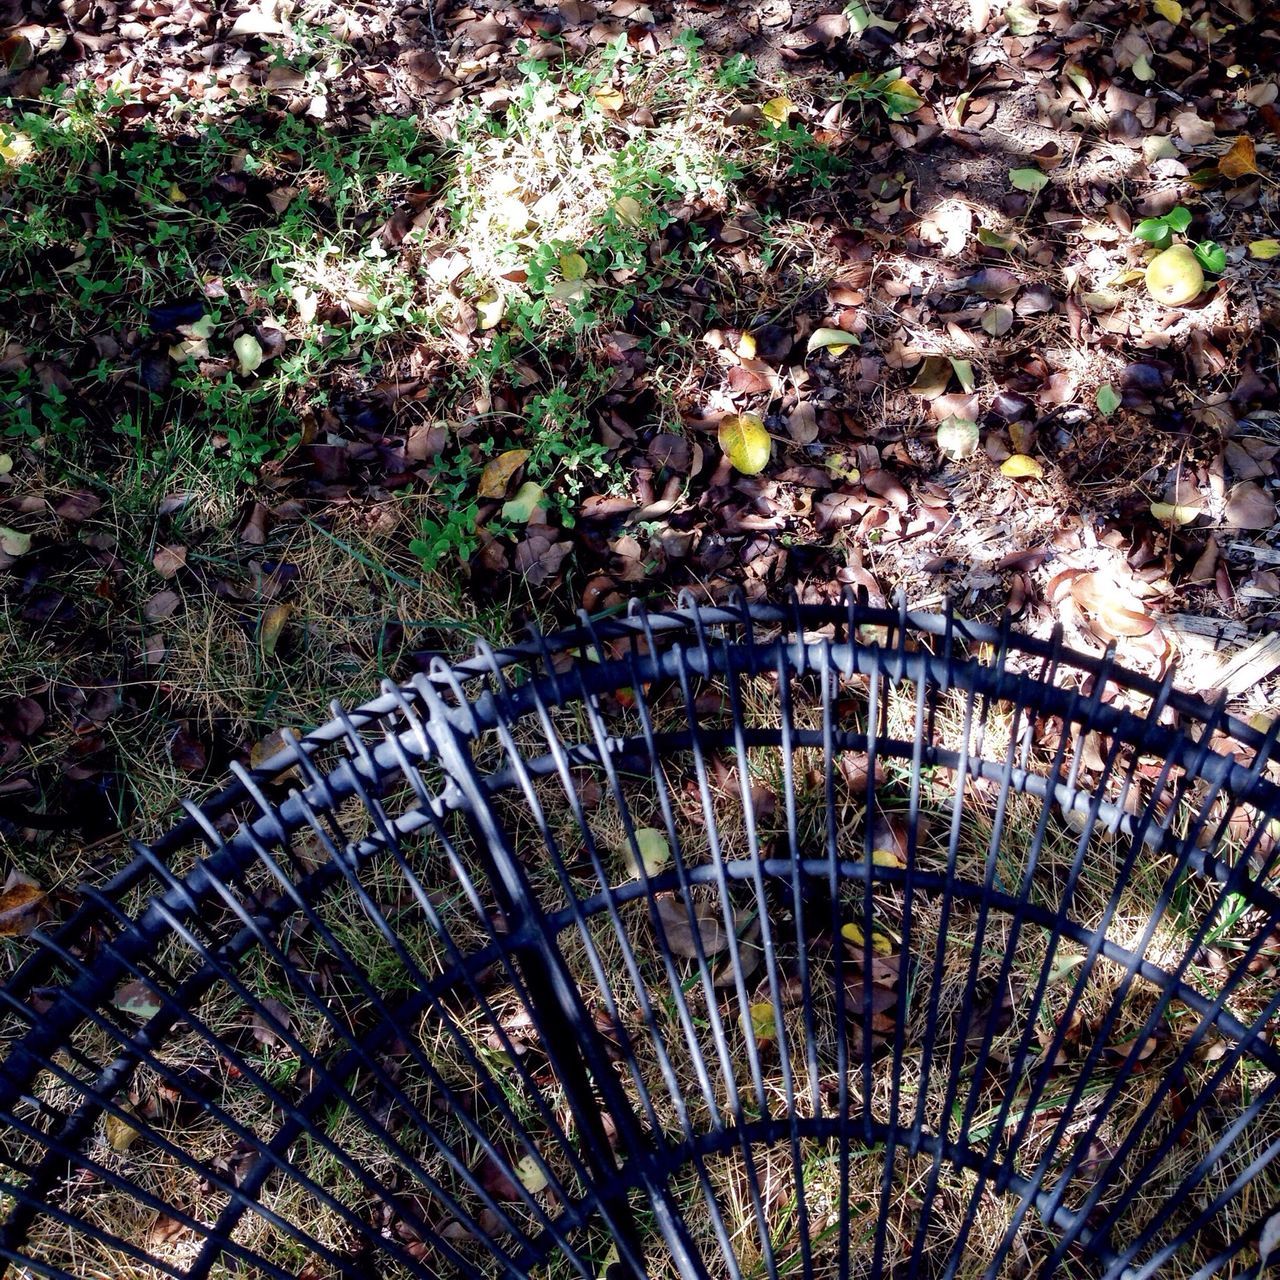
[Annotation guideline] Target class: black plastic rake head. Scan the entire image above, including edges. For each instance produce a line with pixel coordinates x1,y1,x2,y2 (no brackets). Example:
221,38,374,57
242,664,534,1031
2,597,1279,1280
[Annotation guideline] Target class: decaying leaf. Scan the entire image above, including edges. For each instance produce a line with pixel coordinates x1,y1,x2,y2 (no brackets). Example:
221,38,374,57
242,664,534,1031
749,1001,778,1043
841,921,894,956
259,603,294,657
105,1106,143,1154
1224,482,1277,530
1071,573,1155,638
112,979,163,1021
655,892,729,958
478,449,529,499
502,482,546,523
936,416,979,459
0,874,46,937
515,1154,548,1194
1150,501,1201,525
1218,135,1258,179
762,96,794,125
0,525,32,556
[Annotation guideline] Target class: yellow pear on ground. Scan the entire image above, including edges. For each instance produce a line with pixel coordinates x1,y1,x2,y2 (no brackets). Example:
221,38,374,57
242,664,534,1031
1145,244,1204,307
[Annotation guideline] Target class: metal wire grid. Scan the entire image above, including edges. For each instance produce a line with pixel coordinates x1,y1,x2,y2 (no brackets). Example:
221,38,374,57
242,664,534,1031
0,596,1277,1280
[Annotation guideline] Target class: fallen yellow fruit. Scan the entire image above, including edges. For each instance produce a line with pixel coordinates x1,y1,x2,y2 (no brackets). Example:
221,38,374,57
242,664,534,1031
1145,244,1204,307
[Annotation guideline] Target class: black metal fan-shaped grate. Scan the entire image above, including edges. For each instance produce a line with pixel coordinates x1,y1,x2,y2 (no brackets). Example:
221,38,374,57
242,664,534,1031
2,597,1279,1280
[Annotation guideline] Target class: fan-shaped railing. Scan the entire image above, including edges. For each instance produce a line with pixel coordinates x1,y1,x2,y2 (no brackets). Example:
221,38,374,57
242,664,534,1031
1,596,1278,1280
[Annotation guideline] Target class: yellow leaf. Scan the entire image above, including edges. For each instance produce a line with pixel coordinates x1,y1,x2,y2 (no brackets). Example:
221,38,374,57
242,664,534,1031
515,1155,548,1193
0,125,34,166
233,333,263,376
593,88,624,111
626,827,671,878
884,77,924,114
735,331,757,359
478,449,529,499
0,877,45,937
560,252,588,280
718,412,771,475
749,1002,778,1042
105,1108,142,1154
614,195,644,226
1248,239,1280,260
840,922,893,955
1152,0,1182,22
259,603,294,658
1218,135,1258,179
1000,454,1044,479
762,96,794,125
0,525,32,556
1150,501,1201,525
476,291,504,330
871,847,903,868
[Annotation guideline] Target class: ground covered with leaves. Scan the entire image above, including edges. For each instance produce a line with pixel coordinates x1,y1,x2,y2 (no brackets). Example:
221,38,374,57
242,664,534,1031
1,0,1279,933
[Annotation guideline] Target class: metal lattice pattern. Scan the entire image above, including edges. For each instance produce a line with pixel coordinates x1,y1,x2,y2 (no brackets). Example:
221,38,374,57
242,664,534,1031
1,597,1278,1280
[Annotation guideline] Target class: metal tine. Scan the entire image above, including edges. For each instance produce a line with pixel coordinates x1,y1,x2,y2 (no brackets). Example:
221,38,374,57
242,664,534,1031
479,644,666,1126
417,663,696,1280
668,608,780,1280
983,667,1221,1276
620,612,760,1280
908,612,1033,1267
871,600,931,1280
1040,712,1280,1266
0,1160,285,1280
909,664,979,1152
0,923,456,1280
719,600,815,1279
546,645,748,1280
776,598,823,1280
940,629,1079,1272
99,845,540,1273
211,763,586,1268
630,605,747,1116
830,587,861,1280
1114,1111,1280,1280
327,688,605,1198
0,855,489,1280
904,629,991,1268
321,706,592,1198
856,623,882,1157
774,607,822,1119
6,602,1280,1280
475,626,726,1271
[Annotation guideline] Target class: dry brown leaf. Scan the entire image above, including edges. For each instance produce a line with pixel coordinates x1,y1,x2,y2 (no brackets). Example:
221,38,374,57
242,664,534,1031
1218,135,1259,180
654,892,729,958
1071,573,1155,637
152,545,187,579
1224,482,1277,530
